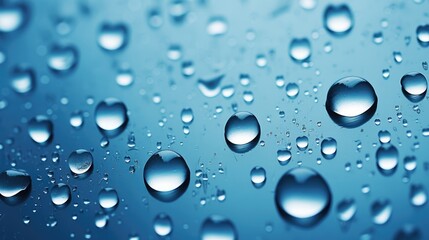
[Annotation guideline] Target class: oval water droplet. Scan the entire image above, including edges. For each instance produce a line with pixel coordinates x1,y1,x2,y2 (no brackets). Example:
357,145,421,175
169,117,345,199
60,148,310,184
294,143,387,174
50,183,71,206
286,82,300,99
98,188,118,210
197,74,224,98
289,38,311,62
376,144,398,176
0,4,27,33
410,184,427,207
181,108,194,124
250,166,266,188
326,76,378,128
404,156,417,172
98,23,128,51
224,112,261,153
68,149,93,176
277,150,292,165
323,4,354,36
296,136,309,151
378,130,391,144
337,198,356,222
154,213,173,236
275,167,331,227
371,199,392,225
200,215,237,240
143,150,190,202
321,137,337,159
394,224,422,240
400,72,427,102
47,44,78,73
0,169,31,203
28,115,53,145
416,24,429,47
70,111,84,129
116,69,134,87
10,67,35,94
95,98,128,137
207,16,228,36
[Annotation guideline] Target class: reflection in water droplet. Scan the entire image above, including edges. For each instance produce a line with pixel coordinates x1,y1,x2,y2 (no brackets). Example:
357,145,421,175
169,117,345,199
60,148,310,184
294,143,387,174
181,108,194,124
277,150,292,165
50,183,71,206
0,169,31,202
98,188,118,209
410,184,427,207
417,24,429,47
325,76,377,128
337,198,356,222
201,215,237,240
47,45,78,73
154,213,173,236
286,83,300,99
0,4,27,33
376,144,398,176
321,137,337,159
198,74,224,98
95,98,128,137
143,150,190,202
207,16,228,36
10,67,35,94
275,167,331,227
289,38,311,62
323,4,354,36
250,166,266,188
225,112,261,153
400,72,427,102
68,149,93,175
98,23,128,51
28,115,53,145
371,199,392,225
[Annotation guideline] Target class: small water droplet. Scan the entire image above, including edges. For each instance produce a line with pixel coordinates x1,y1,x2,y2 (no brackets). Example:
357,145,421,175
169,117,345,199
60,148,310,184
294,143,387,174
323,4,354,36
98,23,128,51
70,111,84,129
50,183,71,206
337,198,356,222
154,213,173,236
250,166,266,188
95,212,108,228
277,150,292,165
28,115,53,145
376,144,398,176
296,136,309,151
0,4,27,33
224,112,261,153
98,188,118,210
393,51,403,63
207,16,228,36
404,156,417,172
410,184,427,207
321,137,337,159
371,199,392,225
116,69,134,87
68,149,93,176
416,24,429,47
400,72,427,102
47,44,78,73
378,130,391,144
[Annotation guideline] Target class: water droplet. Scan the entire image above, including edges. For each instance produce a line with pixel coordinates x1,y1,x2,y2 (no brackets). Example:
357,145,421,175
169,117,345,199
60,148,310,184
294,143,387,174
400,72,427,102
382,69,390,79
153,213,173,236
243,91,254,104
207,16,228,36
393,51,403,63
50,183,71,206
28,115,53,145
10,67,35,94
373,32,383,44
47,44,78,73
68,149,93,176
277,150,292,165
371,199,392,225
378,130,391,144
98,188,118,210
224,112,261,153
326,76,378,128
70,111,84,129
323,4,354,36
321,137,337,159
0,4,27,33
286,83,299,99
200,215,237,240
143,150,190,202
198,74,224,98
404,156,417,172
181,108,194,124
167,44,182,61
289,38,311,62
250,166,266,188
98,23,128,51
337,198,356,222
95,212,108,228
410,184,427,207
376,144,398,176
116,69,134,87
416,24,429,47
296,136,309,151
95,98,128,137
0,169,31,204
275,167,331,227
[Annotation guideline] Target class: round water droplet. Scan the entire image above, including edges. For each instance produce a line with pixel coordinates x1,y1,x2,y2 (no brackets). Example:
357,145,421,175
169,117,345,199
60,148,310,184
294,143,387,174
0,4,27,33
404,156,417,172
224,112,261,153
70,111,84,129
400,72,427,102
275,167,331,227
416,24,429,47
154,213,173,236
50,183,71,206
323,4,354,36
250,166,266,188
378,130,391,144
289,38,311,62
28,115,53,145
337,198,356,222
371,199,392,225
0,169,31,203
10,67,35,94
95,98,128,137
286,83,300,99
68,149,93,176
296,136,309,151
200,215,237,240
198,74,224,98
410,184,427,207
167,44,182,61
207,16,228,36
95,212,108,228
116,69,134,87
98,188,118,210
181,108,194,124
325,76,378,128
376,144,398,176
47,44,78,73
98,23,128,51
321,137,337,159
277,150,292,165
143,150,190,202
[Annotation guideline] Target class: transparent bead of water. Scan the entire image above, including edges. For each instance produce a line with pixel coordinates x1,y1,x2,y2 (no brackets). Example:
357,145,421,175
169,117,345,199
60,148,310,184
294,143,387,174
50,183,71,206
250,166,266,188
378,130,391,144
10,67,35,94
296,136,309,150
286,83,299,99
181,108,194,124
376,144,398,176
68,149,93,175
416,24,429,47
98,23,128,51
323,4,354,35
153,213,173,236
95,98,128,136
207,16,228,36
200,215,237,240
410,184,427,207
197,74,224,98
337,198,356,222
289,38,311,62
0,169,31,199
116,69,134,87
371,199,392,225
224,112,261,153
277,150,292,165
0,4,27,33
98,188,118,209
28,115,53,145
70,111,84,129
47,44,78,73
321,137,337,159
400,72,427,102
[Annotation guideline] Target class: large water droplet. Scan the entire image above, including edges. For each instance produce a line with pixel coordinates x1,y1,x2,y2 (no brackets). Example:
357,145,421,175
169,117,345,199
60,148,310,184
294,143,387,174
0,169,31,203
289,38,311,62
207,16,228,36
98,188,118,210
371,199,392,225
197,74,224,98
410,184,427,207
376,144,398,176
10,67,35,94
416,24,429,47
200,215,237,240
95,98,128,137
143,150,190,202
325,76,377,128
323,4,354,36
0,4,27,33
153,213,173,236
400,72,427,102
275,167,331,227
224,112,261,153
277,150,292,165
47,44,78,73
98,23,128,51
50,183,71,206
28,115,53,145
68,149,93,176
321,137,337,159
250,166,266,188
337,198,356,222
